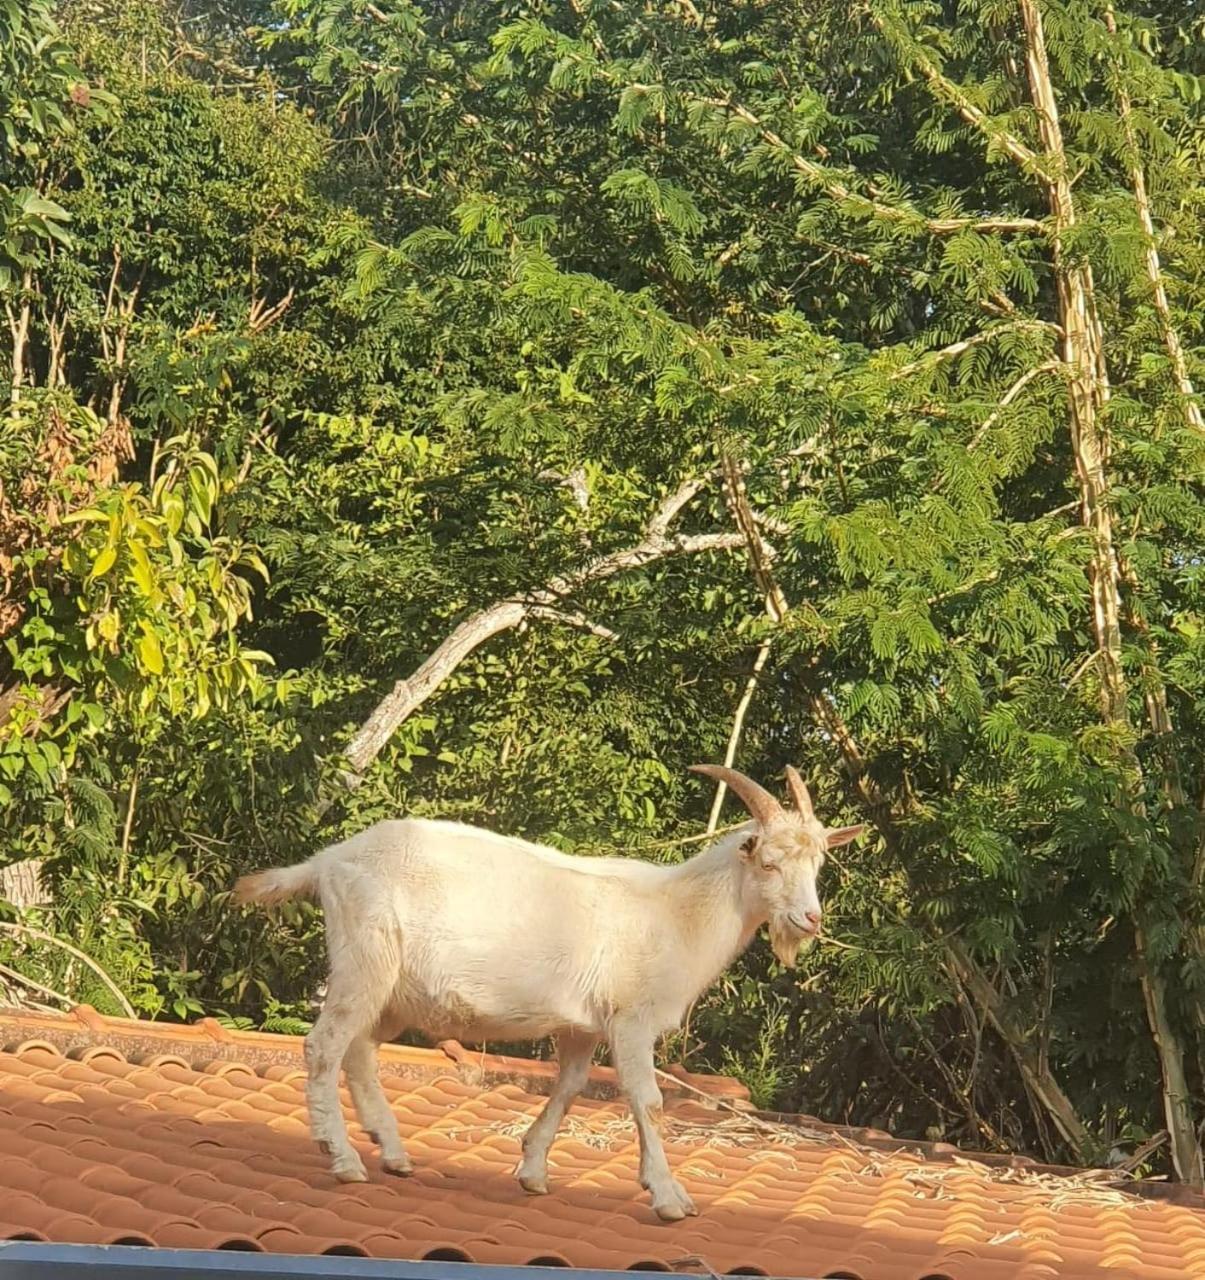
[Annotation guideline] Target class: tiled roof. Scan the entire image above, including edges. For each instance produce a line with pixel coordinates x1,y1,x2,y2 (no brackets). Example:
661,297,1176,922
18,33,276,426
2,1008,1204,1280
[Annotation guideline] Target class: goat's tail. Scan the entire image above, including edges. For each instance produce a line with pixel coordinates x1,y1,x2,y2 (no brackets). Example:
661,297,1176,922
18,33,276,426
232,859,318,907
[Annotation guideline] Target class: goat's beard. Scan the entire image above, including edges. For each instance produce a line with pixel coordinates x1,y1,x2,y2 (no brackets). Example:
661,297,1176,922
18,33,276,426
768,918,813,967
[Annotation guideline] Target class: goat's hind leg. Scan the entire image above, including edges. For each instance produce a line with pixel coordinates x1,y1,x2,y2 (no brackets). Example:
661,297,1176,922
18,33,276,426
305,971,391,1183
344,1030,412,1176
516,1031,597,1195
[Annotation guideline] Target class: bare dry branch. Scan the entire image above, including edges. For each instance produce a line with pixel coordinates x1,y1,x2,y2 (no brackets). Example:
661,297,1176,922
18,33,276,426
0,922,136,1019
327,480,746,803
526,606,618,642
248,287,296,334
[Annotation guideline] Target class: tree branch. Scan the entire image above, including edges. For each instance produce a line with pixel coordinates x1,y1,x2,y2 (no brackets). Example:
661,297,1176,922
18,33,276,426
967,359,1063,451
0,922,136,1019
1103,8,1204,437
699,97,1043,236
0,961,72,1009
247,287,296,334
526,606,617,642
706,635,774,836
867,15,1040,173
326,479,744,804
889,319,1058,382
945,938,1092,1154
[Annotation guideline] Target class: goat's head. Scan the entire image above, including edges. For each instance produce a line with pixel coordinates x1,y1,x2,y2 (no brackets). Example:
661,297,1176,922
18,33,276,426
690,763,866,965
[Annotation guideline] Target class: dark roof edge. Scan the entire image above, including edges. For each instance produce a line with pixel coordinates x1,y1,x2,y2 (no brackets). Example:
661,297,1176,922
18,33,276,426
0,1242,740,1280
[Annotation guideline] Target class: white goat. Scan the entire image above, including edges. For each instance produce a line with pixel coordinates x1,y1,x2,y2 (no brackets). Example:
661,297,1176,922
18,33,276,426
234,764,864,1220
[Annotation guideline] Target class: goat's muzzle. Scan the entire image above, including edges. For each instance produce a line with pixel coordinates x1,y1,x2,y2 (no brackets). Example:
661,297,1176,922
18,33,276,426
768,914,819,966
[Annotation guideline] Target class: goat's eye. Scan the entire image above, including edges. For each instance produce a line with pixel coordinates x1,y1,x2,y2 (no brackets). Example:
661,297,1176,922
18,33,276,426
760,860,781,874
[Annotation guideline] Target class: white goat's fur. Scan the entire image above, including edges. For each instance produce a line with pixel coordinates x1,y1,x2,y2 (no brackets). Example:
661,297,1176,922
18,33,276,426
235,771,864,1220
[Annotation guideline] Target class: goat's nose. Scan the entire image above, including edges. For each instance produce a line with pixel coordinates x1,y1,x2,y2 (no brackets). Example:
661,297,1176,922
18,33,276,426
805,909,822,926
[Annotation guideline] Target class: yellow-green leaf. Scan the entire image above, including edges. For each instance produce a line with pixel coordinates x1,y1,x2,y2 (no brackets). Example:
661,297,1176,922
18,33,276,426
138,628,165,675
89,545,118,580
162,492,184,535
60,508,110,526
189,467,214,524
194,671,211,718
98,611,120,643
128,541,155,597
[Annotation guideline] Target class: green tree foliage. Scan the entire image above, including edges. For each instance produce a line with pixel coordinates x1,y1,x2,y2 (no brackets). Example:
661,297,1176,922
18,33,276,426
2,0,1205,1183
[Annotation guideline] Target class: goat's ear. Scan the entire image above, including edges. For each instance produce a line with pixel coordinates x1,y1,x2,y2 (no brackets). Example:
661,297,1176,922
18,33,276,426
738,834,759,861
826,823,867,848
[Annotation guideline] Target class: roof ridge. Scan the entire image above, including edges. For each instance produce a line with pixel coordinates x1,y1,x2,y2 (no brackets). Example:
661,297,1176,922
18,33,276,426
0,1005,751,1106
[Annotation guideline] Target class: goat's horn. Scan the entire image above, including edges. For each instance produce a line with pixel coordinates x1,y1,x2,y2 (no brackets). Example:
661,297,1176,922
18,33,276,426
689,764,784,826
784,765,815,820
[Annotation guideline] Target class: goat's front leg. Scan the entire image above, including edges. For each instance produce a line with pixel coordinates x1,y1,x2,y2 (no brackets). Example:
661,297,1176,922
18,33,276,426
609,1016,697,1221
516,1031,598,1195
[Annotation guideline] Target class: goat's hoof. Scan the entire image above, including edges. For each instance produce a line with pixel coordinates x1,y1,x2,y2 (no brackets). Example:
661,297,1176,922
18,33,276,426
518,1172,550,1196
652,1182,697,1222
332,1158,369,1184
383,1156,414,1177
317,1140,332,1156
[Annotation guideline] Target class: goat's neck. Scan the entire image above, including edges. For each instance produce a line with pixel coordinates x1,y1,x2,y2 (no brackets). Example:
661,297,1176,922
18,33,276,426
663,834,763,1001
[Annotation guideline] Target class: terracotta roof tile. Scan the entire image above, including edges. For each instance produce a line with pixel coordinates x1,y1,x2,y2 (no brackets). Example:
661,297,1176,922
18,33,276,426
1,1007,1203,1278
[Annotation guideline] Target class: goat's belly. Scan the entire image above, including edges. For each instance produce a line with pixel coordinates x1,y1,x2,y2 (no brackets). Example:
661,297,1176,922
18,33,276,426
389,987,595,1044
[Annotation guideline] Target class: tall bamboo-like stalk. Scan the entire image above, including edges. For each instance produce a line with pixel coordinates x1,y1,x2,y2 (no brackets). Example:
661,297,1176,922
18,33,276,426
1015,0,1201,1186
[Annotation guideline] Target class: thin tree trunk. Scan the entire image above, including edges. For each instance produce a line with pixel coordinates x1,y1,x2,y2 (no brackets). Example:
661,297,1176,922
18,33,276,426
46,307,68,389
1017,1,1126,720
1104,5,1205,1063
1135,916,1199,1169
704,456,780,834
1016,0,1202,1186
106,281,143,430
945,939,1092,1154
118,767,140,888
325,479,745,810
6,270,34,403
706,636,773,835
